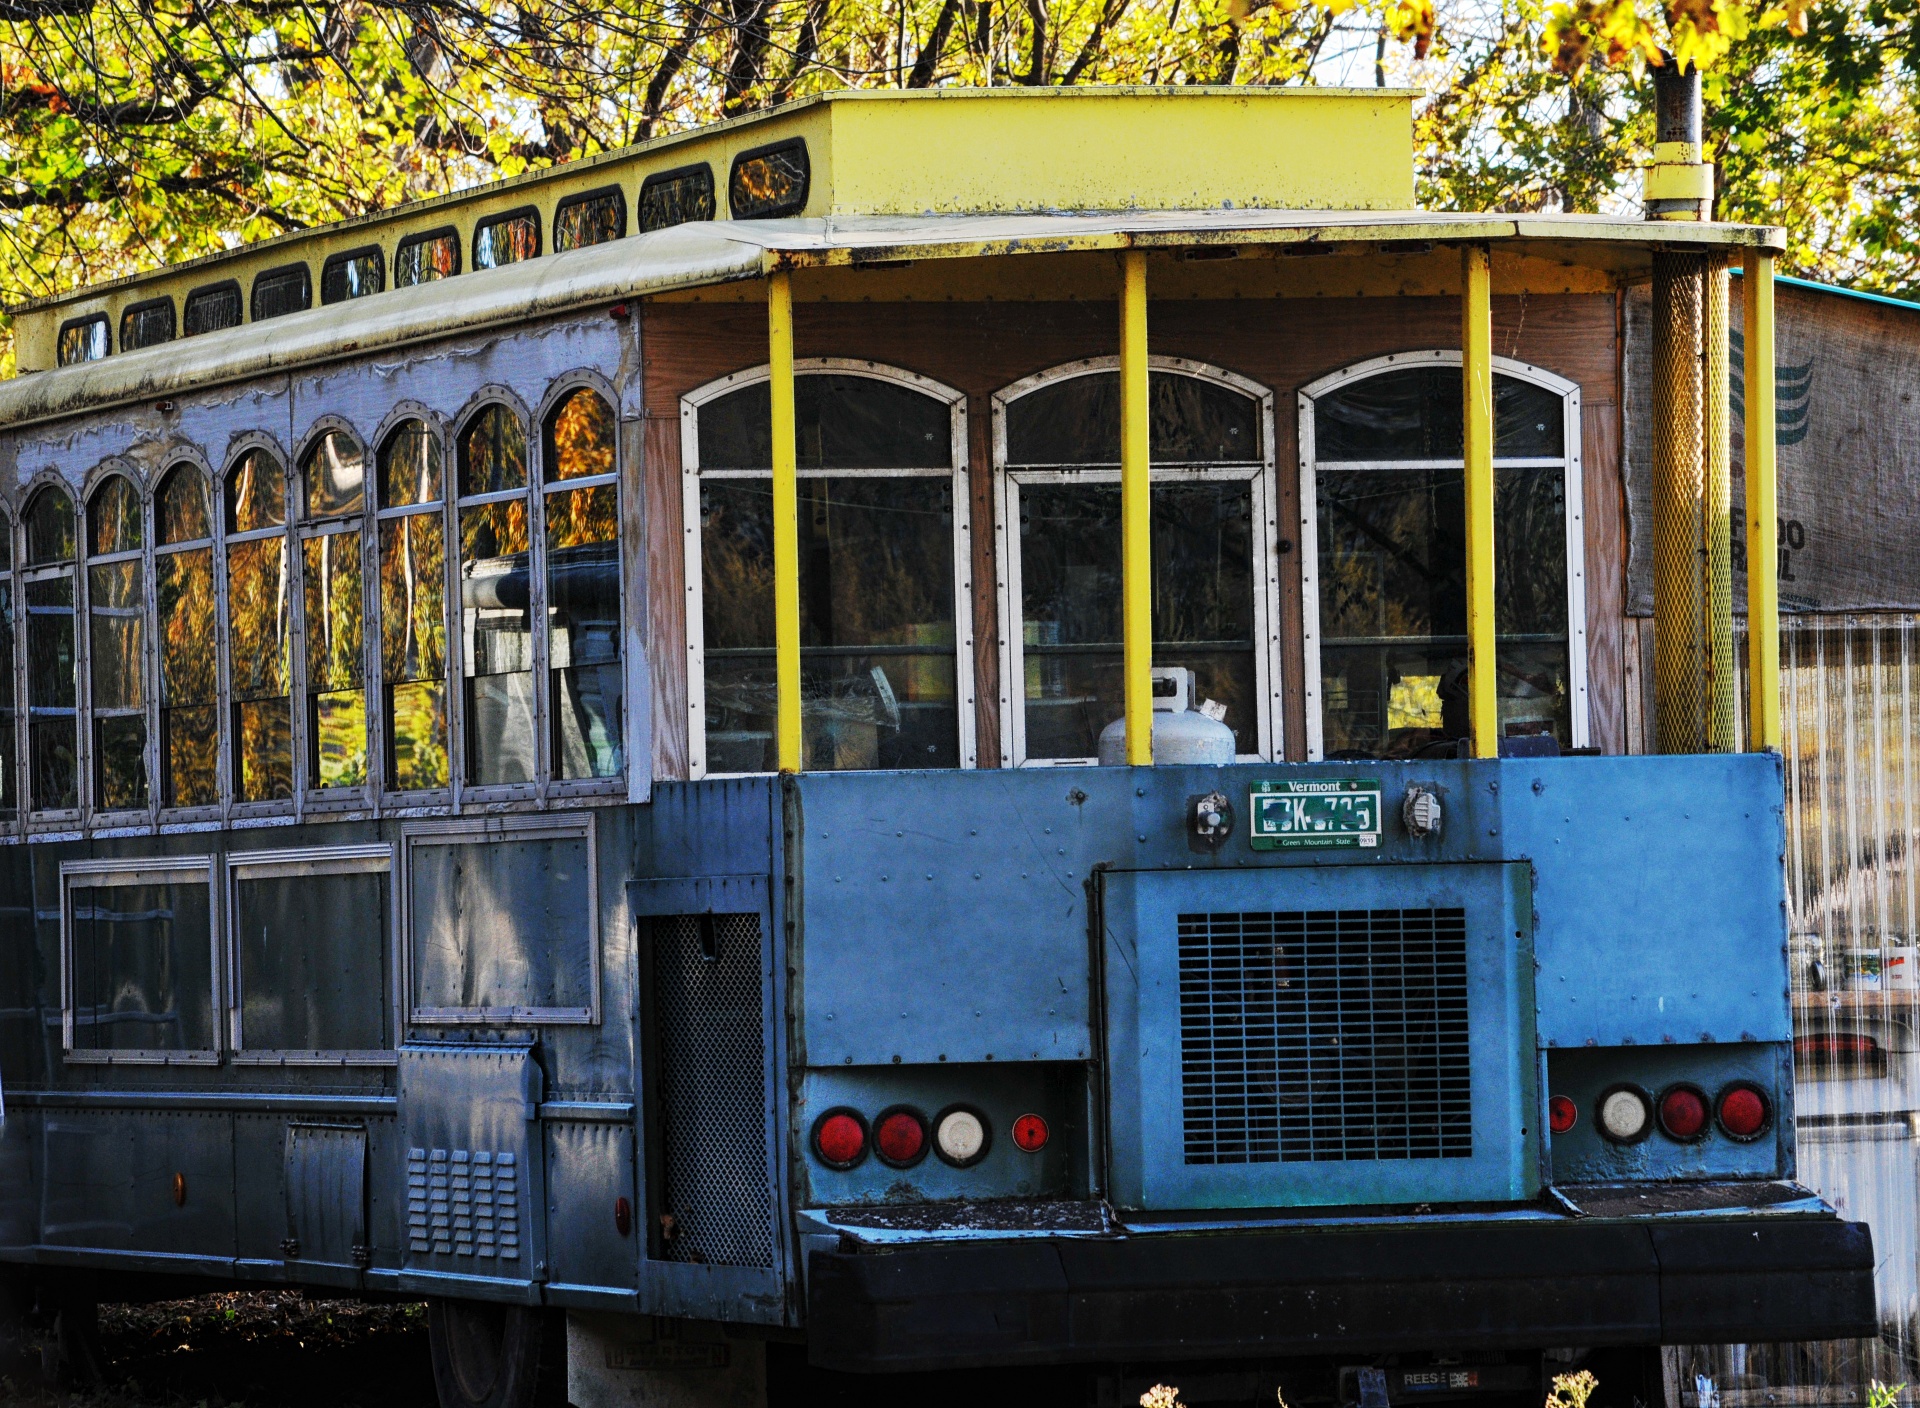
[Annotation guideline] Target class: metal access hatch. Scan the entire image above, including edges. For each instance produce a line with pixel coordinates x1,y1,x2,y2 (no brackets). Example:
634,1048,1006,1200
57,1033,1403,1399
1100,861,1538,1211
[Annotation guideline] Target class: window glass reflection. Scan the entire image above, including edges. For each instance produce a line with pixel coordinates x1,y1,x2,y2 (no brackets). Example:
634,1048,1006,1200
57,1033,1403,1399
224,450,291,801
1003,369,1265,763
459,406,534,785
156,467,218,808
299,433,368,790
1312,370,1573,759
0,521,15,813
700,476,958,773
1005,370,1260,466
87,476,147,810
379,422,449,791
305,429,366,518
1019,482,1255,760
68,875,214,1054
24,486,77,810
544,389,621,780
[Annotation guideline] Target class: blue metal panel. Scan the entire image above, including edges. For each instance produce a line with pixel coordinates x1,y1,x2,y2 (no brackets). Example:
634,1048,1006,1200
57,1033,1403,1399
793,754,1788,1065
1103,862,1538,1210
1503,754,1790,1048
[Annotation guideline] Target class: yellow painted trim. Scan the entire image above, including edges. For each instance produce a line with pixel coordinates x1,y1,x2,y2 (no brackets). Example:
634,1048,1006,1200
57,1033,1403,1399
768,270,803,773
1120,250,1154,767
1744,250,1781,752
1645,164,1715,202
1462,245,1498,761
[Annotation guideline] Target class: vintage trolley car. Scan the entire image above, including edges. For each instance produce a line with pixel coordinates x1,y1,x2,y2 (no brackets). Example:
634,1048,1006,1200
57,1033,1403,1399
0,84,1876,1407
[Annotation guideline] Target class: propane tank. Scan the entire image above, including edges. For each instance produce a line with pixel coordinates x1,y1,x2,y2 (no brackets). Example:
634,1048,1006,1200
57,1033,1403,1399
1097,667,1236,765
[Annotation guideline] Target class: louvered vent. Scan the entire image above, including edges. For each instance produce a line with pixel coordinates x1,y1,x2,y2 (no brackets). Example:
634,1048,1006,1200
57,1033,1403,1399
1178,907,1472,1165
652,912,774,1268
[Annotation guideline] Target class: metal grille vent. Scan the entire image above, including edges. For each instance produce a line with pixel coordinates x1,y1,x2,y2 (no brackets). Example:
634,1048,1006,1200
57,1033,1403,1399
653,912,773,1268
404,1146,518,1260
1178,907,1472,1166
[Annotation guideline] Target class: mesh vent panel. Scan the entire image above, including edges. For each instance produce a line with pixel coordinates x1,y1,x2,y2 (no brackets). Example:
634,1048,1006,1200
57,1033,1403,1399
653,912,773,1268
1178,908,1472,1166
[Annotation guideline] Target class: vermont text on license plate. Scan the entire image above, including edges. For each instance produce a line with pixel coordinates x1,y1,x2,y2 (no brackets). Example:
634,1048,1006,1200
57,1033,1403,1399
1248,779,1382,849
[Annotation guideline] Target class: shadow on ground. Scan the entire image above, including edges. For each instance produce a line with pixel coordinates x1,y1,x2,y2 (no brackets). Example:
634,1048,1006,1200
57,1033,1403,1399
1,1292,436,1408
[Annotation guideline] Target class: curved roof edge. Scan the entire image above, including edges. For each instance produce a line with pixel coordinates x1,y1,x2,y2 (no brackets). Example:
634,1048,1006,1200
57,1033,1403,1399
0,210,1787,434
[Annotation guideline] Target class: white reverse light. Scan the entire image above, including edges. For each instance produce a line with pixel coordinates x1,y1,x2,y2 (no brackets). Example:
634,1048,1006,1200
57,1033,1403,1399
935,1108,987,1166
1598,1088,1651,1142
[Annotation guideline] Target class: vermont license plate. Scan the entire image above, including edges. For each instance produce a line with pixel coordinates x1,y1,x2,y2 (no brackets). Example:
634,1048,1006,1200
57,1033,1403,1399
1248,779,1383,850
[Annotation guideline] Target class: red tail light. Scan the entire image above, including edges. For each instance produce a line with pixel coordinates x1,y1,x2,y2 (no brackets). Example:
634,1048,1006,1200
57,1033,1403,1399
1657,1085,1709,1141
1717,1084,1771,1140
874,1108,929,1168
813,1109,868,1169
1012,1113,1050,1152
1547,1095,1577,1134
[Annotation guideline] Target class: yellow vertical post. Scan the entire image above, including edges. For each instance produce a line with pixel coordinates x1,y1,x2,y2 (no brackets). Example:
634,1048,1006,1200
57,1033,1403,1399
1704,255,1736,751
1461,245,1498,759
768,269,803,772
1120,250,1154,766
1744,249,1781,751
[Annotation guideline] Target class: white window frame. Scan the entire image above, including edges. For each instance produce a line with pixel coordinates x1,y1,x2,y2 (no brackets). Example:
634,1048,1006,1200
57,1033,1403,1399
227,842,397,1066
399,810,599,1025
60,854,219,1065
992,356,1282,768
1297,349,1589,762
680,358,976,779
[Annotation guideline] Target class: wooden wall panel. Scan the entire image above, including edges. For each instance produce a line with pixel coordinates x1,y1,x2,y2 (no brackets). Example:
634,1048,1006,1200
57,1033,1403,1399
642,291,1623,767
643,410,689,780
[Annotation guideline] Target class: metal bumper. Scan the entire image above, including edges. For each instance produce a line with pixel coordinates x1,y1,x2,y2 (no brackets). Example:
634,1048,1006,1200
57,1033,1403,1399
806,1216,1876,1372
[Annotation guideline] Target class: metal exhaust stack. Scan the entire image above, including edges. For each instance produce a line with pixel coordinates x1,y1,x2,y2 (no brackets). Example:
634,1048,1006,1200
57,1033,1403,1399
1648,61,1735,753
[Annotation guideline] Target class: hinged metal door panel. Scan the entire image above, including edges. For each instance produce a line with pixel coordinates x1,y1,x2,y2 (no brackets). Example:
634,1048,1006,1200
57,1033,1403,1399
629,874,789,1323
1102,861,1538,1211
284,1122,368,1282
396,1043,545,1299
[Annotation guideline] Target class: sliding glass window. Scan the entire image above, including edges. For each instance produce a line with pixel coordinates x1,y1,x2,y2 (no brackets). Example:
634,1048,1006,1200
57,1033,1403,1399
378,421,450,792
1302,355,1584,760
87,475,147,811
155,465,218,808
996,363,1276,766
457,405,535,787
23,485,78,813
224,448,292,802
686,367,969,775
299,430,369,792
544,389,621,781
0,514,12,815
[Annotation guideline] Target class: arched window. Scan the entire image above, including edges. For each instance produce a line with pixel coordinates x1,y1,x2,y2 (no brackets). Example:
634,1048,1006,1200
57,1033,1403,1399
1301,354,1584,759
377,420,448,791
457,404,534,786
86,475,147,810
23,484,78,811
155,465,217,807
0,510,15,814
299,429,368,790
224,448,292,802
684,366,970,775
996,362,1275,765
544,388,621,780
